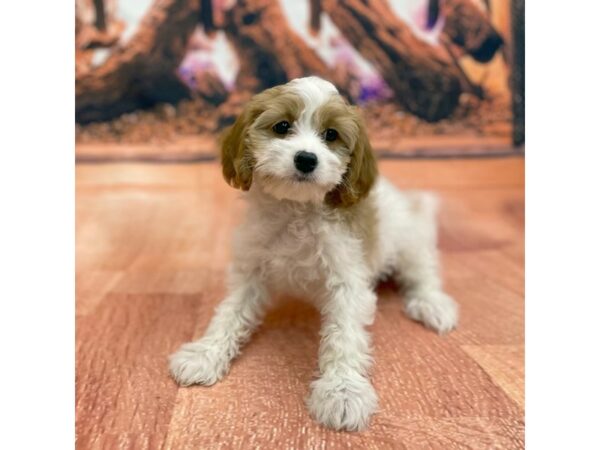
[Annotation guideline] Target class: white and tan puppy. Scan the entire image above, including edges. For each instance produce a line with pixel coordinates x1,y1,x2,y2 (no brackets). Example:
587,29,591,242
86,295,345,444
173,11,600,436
169,76,458,431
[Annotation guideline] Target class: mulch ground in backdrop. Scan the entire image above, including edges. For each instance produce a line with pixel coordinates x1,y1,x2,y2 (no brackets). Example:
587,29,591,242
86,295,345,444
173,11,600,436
76,91,516,162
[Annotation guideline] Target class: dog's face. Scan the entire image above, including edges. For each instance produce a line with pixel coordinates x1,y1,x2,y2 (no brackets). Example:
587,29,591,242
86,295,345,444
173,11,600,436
220,77,377,207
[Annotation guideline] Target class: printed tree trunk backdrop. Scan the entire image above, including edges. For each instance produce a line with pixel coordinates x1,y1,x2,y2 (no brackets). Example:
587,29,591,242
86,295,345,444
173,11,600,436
75,0,523,159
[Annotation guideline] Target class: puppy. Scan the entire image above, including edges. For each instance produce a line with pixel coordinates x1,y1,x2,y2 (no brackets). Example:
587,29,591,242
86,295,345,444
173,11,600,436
169,76,458,431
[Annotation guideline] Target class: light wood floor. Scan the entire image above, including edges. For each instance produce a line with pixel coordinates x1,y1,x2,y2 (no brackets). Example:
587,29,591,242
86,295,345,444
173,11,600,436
76,157,524,449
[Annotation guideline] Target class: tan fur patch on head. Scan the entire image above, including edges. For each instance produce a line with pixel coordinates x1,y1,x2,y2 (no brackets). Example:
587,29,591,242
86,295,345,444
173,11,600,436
251,88,303,133
314,96,360,153
314,98,378,208
220,85,303,190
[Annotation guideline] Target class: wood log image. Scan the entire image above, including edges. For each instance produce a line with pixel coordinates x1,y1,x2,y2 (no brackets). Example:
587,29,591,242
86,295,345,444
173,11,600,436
76,0,123,49
511,0,524,146
309,0,322,35
76,0,512,140
223,0,340,93
442,0,503,63
200,0,216,36
92,0,108,30
321,0,464,122
76,0,216,123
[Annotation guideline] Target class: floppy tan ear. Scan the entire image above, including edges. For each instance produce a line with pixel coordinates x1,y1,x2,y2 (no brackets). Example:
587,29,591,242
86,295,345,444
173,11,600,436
326,107,378,208
220,100,262,191
220,87,286,190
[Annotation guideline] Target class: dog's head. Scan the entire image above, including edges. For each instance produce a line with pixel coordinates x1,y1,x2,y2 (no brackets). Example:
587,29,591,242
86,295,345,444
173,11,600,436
220,77,377,207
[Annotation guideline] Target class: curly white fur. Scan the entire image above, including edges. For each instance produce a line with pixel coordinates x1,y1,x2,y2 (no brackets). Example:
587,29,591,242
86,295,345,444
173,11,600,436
169,77,458,431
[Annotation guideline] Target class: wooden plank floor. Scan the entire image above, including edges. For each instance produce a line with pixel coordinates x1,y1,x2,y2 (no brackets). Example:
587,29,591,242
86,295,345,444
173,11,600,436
76,157,524,449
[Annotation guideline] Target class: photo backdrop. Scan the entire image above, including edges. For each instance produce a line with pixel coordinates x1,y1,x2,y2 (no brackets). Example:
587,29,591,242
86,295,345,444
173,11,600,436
75,0,523,161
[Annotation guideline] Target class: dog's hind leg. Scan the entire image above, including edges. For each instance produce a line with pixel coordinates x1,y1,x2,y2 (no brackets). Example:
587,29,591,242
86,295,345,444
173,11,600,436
392,192,458,334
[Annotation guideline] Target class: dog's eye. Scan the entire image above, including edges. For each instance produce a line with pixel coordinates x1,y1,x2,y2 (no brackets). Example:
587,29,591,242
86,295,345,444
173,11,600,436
324,128,338,142
273,121,290,135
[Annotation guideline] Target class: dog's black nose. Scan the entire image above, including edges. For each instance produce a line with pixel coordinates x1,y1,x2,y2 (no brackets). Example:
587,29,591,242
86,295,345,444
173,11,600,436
294,151,318,174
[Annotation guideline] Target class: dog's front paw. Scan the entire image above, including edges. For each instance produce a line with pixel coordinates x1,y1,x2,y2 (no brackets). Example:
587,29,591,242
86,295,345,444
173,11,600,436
168,340,231,386
405,290,458,334
307,374,378,431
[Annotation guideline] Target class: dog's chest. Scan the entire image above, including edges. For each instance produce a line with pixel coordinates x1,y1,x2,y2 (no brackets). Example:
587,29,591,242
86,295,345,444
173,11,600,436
251,212,331,292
